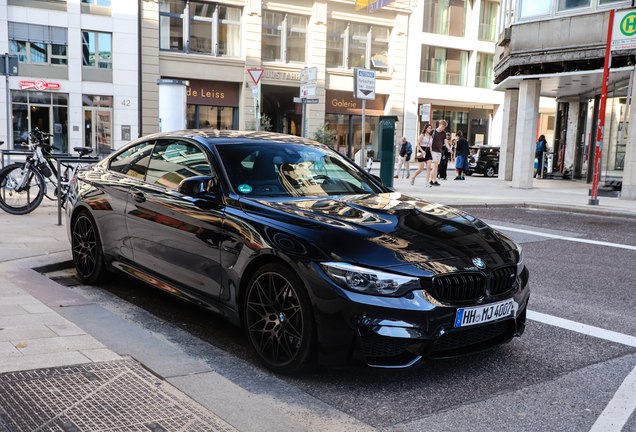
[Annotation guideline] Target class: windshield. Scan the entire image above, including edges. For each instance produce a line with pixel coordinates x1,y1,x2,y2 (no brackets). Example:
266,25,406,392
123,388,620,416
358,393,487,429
216,142,384,197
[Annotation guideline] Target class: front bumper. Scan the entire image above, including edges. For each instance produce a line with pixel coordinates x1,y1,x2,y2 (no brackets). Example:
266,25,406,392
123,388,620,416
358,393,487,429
297,263,530,369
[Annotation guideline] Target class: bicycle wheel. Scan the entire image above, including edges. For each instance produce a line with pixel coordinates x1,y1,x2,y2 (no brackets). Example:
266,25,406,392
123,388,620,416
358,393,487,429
0,163,46,215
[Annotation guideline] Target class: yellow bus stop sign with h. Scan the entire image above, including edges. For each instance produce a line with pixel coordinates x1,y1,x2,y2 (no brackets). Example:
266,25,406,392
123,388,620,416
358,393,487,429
612,10,636,50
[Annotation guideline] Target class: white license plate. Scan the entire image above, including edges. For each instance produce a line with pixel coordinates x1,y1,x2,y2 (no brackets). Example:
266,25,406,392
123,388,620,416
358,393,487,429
454,299,516,328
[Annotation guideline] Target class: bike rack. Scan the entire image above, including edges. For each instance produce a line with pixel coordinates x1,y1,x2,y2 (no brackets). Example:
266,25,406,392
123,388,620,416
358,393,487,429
1,150,99,224
55,157,99,226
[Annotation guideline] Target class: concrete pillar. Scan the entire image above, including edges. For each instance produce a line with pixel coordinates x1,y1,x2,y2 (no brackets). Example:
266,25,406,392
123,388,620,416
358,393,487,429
512,79,541,189
563,101,580,176
499,89,518,181
622,73,636,199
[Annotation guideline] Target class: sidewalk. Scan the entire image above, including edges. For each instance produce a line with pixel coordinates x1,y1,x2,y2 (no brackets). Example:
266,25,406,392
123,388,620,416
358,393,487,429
1,175,635,431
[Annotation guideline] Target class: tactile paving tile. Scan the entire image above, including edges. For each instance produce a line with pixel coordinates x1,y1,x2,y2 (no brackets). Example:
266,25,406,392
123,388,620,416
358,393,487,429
0,359,236,432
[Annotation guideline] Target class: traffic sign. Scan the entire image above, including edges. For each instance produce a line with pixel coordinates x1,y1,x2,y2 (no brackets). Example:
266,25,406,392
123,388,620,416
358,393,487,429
293,97,302,103
301,67,317,83
252,86,258,97
304,98,319,104
353,68,376,100
247,69,264,85
300,83,317,98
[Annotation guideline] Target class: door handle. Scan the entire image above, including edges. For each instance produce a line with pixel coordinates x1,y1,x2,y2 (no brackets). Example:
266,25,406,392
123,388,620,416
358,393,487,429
132,192,146,203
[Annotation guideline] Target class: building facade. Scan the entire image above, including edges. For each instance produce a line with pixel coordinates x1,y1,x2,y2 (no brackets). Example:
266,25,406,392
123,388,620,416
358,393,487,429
140,0,411,162
402,0,556,151
495,0,636,198
0,0,139,155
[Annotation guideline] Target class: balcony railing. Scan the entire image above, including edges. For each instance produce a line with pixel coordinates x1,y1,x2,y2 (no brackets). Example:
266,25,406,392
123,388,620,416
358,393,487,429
420,70,467,86
475,75,493,89
478,22,497,41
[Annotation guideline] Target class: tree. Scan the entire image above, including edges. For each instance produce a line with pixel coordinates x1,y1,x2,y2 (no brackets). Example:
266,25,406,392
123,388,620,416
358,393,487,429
245,114,272,131
312,123,336,147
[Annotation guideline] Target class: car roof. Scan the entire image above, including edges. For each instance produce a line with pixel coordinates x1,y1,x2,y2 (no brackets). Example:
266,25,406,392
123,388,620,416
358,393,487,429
139,130,321,147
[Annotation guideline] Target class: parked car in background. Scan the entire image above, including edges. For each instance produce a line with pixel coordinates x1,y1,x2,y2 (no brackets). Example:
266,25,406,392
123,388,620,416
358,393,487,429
467,146,500,177
67,131,529,374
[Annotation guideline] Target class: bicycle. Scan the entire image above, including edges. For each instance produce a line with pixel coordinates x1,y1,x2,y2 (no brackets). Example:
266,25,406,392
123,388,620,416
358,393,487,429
0,129,94,215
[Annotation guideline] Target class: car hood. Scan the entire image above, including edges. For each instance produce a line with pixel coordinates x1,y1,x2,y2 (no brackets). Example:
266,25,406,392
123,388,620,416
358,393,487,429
239,192,518,274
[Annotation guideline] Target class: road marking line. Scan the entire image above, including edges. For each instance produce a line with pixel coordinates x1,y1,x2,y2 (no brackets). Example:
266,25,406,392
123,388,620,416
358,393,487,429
529,311,636,431
490,225,636,251
589,365,636,432
527,311,636,348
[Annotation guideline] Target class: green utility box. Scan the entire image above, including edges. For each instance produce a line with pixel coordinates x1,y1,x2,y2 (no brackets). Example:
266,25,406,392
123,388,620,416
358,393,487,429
379,116,398,188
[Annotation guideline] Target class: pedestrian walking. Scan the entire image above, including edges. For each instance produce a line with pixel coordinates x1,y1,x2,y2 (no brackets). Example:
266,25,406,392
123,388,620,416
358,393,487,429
534,134,549,178
454,130,469,180
394,137,412,179
411,124,433,186
428,120,452,187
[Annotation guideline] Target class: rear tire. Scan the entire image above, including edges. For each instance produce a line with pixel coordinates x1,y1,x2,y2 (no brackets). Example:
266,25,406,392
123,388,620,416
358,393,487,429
72,210,109,284
244,263,317,374
0,163,45,215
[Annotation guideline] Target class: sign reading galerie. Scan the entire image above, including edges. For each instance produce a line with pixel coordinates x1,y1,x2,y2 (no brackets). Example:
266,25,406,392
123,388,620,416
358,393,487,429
611,10,636,51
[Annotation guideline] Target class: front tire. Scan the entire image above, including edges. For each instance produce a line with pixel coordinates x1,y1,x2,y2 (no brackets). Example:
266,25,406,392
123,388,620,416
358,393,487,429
244,263,317,374
485,165,496,177
72,210,109,284
0,163,45,215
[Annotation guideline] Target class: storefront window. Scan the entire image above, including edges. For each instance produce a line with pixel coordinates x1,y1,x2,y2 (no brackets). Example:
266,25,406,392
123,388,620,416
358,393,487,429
186,105,236,129
423,0,468,37
160,0,241,57
324,114,380,159
475,53,494,89
479,1,499,41
83,95,113,152
557,0,591,11
11,90,68,153
262,12,307,63
421,46,469,86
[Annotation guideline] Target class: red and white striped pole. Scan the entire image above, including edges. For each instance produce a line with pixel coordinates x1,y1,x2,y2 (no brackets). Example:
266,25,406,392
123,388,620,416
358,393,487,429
590,9,615,205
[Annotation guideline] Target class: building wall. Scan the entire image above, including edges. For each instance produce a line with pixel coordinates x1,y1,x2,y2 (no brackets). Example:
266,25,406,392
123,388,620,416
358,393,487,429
1,0,138,152
403,0,505,146
141,0,409,150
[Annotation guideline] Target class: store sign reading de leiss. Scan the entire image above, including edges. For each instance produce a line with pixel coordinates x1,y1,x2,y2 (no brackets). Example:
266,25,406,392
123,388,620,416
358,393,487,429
19,79,60,90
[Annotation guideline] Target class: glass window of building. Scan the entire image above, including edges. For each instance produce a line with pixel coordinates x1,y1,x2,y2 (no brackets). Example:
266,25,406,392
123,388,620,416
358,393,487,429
599,0,625,4
423,0,468,38
82,95,113,152
11,90,69,153
8,23,68,65
557,0,591,11
420,45,469,86
82,0,111,6
475,53,494,88
326,21,346,67
479,1,499,41
82,31,112,69
159,0,242,56
520,0,551,18
326,21,392,71
262,12,307,63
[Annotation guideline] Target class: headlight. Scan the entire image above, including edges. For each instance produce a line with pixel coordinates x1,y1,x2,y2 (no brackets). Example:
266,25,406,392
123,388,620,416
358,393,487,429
516,244,525,276
321,262,420,297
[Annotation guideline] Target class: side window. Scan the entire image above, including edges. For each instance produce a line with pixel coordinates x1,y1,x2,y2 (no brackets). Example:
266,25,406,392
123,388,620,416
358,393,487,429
109,141,154,178
145,139,214,190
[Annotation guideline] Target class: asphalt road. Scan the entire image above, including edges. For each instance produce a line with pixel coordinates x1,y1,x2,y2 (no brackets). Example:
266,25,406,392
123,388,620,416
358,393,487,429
50,207,636,432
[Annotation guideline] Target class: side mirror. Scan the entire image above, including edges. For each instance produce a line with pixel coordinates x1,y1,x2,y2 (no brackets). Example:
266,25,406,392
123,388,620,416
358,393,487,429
178,175,217,198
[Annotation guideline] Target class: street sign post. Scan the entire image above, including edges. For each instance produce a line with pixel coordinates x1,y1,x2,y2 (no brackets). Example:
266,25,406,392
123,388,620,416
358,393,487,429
353,68,376,163
248,69,264,129
299,66,318,138
590,9,615,205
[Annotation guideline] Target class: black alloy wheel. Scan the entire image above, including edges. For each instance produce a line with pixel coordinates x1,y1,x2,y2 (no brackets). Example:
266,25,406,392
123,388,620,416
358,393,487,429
244,264,316,374
72,211,109,284
485,165,496,177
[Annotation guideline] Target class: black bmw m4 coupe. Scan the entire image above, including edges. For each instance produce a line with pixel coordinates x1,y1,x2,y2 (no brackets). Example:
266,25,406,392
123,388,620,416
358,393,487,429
67,130,529,374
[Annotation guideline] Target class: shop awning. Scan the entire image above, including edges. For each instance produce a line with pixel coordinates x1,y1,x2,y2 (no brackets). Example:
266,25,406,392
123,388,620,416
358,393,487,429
493,66,635,99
